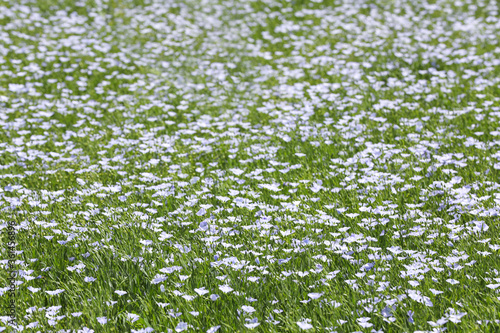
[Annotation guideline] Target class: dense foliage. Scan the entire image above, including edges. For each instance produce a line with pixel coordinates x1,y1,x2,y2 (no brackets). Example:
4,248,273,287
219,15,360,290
1,0,500,332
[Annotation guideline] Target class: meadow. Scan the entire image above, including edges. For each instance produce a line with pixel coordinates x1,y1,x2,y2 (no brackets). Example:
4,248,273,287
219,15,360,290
1,0,500,332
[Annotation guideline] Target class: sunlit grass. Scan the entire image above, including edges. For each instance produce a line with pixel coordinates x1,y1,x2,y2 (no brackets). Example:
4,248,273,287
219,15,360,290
1,0,500,332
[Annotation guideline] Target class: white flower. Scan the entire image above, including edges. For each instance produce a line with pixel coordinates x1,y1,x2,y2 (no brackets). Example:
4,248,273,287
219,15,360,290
97,317,108,325
78,328,94,333
196,208,206,216
45,289,65,295
228,189,240,196
158,232,173,241
26,321,39,329
160,266,182,274
258,183,281,192
307,292,323,299
429,288,444,295
241,305,256,314
115,290,127,296
156,302,169,308
207,326,221,333
131,328,154,333
489,244,500,251
357,317,373,328
447,309,467,323
210,294,219,301
407,289,433,307
175,322,188,332
428,318,449,327
139,240,153,246
84,276,96,283
152,275,167,284
195,287,209,295
127,313,140,323
448,314,463,323
27,286,40,293
216,196,230,202
297,319,313,330
219,285,233,293
229,168,245,176
486,284,500,290
244,323,260,329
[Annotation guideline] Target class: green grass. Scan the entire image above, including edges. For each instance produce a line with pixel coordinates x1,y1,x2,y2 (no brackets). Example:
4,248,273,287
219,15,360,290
1,0,500,332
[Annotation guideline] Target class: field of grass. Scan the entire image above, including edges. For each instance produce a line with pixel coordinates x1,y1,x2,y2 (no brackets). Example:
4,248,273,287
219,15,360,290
1,0,500,332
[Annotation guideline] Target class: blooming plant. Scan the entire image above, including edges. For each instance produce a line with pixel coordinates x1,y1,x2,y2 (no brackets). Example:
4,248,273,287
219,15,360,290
0,0,499,332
